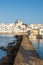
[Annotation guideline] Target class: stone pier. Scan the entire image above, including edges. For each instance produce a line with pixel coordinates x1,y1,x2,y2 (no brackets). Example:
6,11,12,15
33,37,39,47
13,35,43,65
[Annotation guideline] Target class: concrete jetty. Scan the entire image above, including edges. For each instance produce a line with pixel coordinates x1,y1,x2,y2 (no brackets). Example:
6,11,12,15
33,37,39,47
13,35,43,65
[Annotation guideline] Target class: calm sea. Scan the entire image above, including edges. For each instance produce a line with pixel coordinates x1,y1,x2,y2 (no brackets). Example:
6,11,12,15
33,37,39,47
31,39,43,60
0,34,15,60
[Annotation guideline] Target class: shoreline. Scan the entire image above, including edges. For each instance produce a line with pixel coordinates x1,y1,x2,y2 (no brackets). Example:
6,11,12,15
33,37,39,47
0,35,23,65
0,35,43,65
14,35,43,65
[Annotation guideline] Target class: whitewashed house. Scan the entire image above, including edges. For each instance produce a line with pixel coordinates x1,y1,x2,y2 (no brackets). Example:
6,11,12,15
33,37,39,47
39,29,43,35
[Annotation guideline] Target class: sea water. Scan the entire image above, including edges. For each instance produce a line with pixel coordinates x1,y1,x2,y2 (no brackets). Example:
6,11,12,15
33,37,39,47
0,34,15,60
31,39,43,60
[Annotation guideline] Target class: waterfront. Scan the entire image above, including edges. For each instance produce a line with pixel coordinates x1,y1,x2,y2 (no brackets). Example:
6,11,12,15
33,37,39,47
14,35,43,65
0,34,43,65
0,34,23,65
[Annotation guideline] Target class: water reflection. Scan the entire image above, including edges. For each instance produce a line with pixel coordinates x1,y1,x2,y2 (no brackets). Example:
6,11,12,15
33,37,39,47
30,39,43,60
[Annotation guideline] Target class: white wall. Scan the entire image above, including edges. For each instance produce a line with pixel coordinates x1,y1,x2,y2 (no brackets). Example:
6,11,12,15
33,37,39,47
39,29,43,35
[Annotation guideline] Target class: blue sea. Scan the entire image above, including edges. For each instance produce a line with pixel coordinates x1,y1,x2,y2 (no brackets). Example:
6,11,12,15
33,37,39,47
31,39,43,60
0,34,16,60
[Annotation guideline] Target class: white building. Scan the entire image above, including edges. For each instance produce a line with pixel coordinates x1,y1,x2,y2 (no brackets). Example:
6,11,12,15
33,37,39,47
39,29,43,35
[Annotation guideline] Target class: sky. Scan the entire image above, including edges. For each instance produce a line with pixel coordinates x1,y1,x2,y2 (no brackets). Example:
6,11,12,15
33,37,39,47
0,0,43,24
